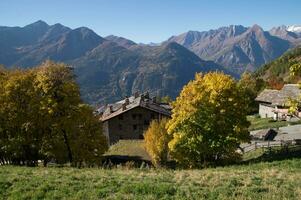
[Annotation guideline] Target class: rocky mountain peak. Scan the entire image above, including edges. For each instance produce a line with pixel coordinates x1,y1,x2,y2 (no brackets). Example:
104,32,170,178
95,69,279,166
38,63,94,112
24,20,49,29
105,35,137,48
249,24,264,33
166,23,296,73
287,25,301,33
228,25,248,36
269,25,301,43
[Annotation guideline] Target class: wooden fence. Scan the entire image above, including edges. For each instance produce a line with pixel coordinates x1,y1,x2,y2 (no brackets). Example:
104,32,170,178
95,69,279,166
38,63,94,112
241,140,300,153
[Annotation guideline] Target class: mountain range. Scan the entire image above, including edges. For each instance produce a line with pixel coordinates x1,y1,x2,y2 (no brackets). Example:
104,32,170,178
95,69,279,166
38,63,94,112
168,25,301,73
0,21,226,104
0,20,301,104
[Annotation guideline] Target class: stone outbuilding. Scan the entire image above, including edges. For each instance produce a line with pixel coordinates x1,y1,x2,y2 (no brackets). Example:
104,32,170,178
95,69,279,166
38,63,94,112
97,92,171,144
255,84,301,120
251,128,278,141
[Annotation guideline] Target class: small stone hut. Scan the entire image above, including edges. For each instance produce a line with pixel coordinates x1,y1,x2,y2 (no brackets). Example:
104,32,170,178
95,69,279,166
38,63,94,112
255,84,301,120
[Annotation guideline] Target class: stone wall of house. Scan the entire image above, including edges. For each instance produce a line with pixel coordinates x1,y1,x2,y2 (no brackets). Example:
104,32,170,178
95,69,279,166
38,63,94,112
102,121,110,144
259,103,275,118
106,107,167,144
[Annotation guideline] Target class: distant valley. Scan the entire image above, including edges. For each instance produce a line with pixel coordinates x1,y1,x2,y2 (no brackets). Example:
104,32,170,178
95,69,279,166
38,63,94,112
0,21,301,104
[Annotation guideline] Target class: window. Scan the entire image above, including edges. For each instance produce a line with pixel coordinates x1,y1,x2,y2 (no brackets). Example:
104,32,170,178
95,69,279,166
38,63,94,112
144,120,149,126
138,114,143,120
132,114,137,120
118,124,122,130
133,124,137,131
151,113,155,119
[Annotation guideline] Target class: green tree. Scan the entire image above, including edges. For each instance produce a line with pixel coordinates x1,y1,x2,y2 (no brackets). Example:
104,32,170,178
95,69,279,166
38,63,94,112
71,104,108,167
144,118,171,167
238,72,265,114
167,72,250,168
159,96,173,104
34,61,82,164
0,66,8,165
0,69,41,165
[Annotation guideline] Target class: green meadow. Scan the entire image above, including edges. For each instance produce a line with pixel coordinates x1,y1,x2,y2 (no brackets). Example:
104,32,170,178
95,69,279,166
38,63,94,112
1,157,301,200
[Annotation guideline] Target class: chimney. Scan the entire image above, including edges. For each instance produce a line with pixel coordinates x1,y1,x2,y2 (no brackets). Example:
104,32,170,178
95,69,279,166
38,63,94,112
145,92,149,99
109,105,113,113
125,97,130,105
122,103,127,111
134,91,139,98
152,96,157,103
140,94,145,101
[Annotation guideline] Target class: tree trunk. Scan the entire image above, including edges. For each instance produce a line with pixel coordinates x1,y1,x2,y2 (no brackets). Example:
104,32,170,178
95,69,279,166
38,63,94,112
43,158,48,167
62,130,73,164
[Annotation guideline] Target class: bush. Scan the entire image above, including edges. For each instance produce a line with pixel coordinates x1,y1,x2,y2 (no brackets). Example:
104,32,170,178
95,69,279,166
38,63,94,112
144,118,171,167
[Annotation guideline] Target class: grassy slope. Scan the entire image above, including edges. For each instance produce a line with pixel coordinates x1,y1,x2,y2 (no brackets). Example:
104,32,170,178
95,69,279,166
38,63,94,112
1,158,301,200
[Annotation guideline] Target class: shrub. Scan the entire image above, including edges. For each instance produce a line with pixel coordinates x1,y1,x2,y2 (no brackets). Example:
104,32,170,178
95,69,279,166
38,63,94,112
144,118,171,167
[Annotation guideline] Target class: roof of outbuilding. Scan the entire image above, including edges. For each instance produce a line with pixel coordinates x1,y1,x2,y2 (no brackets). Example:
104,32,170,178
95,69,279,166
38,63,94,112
100,94,172,121
255,84,301,106
255,89,279,104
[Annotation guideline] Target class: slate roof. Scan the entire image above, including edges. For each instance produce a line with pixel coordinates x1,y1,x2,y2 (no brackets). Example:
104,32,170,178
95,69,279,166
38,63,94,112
99,93,172,121
255,89,279,104
255,84,301,106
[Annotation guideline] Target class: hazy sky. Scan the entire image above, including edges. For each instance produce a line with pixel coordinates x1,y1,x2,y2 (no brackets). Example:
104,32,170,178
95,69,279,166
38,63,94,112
1,0,300,43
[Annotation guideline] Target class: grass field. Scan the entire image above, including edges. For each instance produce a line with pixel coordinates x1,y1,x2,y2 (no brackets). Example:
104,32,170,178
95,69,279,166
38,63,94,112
104,140,150,161
248,115,301,131
1,158,301,200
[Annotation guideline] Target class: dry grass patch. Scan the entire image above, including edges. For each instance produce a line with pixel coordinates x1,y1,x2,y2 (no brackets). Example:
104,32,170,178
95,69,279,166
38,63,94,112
104,140,150,161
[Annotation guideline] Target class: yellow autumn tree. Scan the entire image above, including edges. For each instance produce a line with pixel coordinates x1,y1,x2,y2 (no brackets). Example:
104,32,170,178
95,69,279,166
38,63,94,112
288,63,301,115
0,61,108,166
0,68,41,166
167,72,250,168
34,61,108,166
144,118,171,167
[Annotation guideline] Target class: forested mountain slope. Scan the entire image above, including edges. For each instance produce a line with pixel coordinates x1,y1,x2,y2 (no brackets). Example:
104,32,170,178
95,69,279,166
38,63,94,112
255,46,301,83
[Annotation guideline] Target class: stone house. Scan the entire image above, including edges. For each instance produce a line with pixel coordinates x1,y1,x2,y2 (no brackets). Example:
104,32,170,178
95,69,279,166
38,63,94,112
97,92,171,144
255,84,301,120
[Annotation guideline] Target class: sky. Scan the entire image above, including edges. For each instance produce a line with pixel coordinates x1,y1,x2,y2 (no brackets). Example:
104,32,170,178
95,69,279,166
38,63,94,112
0,0,301,43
